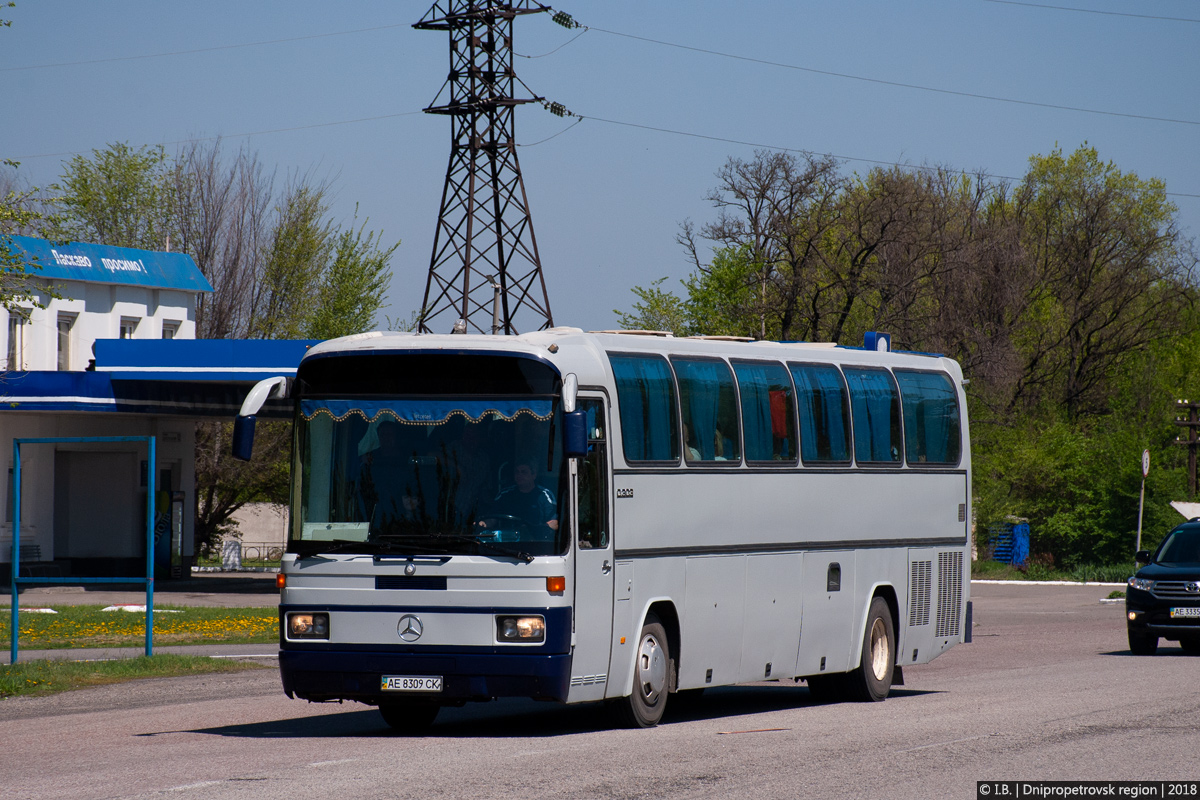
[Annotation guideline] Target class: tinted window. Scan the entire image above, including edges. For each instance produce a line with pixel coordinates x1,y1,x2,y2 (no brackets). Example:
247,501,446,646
843,367,902,465
895,370,961,466
1156,526,1200,564
609,354,680,462
733,360,797,464
672,357,741,464
789,363,851,463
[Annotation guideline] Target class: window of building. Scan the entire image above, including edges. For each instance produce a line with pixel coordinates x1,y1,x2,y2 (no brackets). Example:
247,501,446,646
119,317,140,339
6,311,27,371
161,320,180,339
608,353,680,463
57,314,75,371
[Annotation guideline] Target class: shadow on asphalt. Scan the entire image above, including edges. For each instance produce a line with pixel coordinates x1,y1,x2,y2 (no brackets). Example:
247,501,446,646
174,683,940,740
1102,647,1200,657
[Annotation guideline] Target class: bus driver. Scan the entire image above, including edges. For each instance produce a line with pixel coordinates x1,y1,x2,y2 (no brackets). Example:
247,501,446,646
484,456,558,537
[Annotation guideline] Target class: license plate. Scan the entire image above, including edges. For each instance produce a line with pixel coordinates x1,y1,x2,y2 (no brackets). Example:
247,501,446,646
1170,607,1200,618
381,675,443,692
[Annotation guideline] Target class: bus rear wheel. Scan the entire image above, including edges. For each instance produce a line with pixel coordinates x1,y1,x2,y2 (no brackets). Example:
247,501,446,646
617,614,671,728
379,701,440,734
845,597,895,702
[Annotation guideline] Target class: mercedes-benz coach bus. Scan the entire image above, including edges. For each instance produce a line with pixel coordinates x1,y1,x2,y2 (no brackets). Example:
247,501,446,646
233,328,971,731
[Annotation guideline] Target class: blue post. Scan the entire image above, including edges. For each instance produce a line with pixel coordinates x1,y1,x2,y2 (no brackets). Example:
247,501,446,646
10,440,20,665
145,436,155,657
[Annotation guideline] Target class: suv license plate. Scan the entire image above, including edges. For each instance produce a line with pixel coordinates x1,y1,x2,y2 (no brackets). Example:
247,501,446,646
1170,607,1200,618
381,675,443,692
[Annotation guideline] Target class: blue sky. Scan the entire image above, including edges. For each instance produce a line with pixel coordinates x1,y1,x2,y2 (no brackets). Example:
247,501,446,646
3,0,1198,333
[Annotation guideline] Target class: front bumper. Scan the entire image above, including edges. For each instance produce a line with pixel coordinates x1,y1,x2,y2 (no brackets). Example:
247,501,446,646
280,649,573,704
1126,589,1200,639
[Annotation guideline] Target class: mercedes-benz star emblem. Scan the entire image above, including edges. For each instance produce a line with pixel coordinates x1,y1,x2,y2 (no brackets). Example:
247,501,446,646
404,562,416,577
397,614,423,642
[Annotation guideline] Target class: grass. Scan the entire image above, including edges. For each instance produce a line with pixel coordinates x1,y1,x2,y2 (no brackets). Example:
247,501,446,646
0,654,267,699
971,559,1136,583
0,605,278,650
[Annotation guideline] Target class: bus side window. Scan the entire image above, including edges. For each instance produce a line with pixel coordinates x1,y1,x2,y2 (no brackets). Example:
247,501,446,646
789,363,851,464
671,356,741,465
608,354,680,463
577,398,609,549
894,370,961,466
733,359,797,464
843,367,902,465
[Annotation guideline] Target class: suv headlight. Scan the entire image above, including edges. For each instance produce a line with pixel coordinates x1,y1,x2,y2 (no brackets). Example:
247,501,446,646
1127,577,1154,592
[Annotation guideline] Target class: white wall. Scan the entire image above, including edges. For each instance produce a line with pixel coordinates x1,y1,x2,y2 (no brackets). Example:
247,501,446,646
1,279,197,371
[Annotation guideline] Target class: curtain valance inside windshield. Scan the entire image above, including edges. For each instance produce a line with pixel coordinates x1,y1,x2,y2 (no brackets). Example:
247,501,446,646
300,399,554,425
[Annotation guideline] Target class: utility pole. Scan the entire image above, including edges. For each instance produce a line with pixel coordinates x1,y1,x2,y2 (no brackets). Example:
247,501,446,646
414,0,555,335
1175,399,1200,497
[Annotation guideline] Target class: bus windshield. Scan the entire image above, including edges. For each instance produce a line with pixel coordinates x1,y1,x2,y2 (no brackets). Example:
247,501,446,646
292,396,568,559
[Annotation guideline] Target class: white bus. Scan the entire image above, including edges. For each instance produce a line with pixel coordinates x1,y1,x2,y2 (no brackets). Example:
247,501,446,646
236,328,971,731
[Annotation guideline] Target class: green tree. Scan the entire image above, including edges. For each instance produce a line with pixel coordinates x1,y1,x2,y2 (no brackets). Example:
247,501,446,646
1,160,49,310
307,212,397,339
49,143,176,251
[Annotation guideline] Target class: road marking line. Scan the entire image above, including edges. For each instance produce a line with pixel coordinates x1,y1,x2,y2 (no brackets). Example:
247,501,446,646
168,780,223,791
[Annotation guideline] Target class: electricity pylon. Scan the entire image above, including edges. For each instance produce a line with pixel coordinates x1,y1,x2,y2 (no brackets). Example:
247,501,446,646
415,1,554,334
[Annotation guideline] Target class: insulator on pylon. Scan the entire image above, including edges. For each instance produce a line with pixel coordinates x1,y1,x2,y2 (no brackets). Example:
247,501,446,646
551,11,578,29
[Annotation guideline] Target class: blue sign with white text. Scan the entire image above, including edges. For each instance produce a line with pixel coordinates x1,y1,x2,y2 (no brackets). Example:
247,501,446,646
3,234,213,292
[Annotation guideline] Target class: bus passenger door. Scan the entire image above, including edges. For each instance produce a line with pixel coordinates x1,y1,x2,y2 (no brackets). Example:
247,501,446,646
567,396,615,703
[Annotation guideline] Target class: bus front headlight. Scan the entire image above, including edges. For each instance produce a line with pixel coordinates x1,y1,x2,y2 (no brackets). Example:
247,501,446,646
287,612,329,640
496,615,545,643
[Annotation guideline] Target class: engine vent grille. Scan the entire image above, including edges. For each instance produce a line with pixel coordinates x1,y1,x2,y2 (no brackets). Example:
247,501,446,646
936,551,963,637
909,560,932,627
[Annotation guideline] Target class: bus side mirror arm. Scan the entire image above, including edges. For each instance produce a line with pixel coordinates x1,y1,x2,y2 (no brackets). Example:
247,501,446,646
232,376,289,461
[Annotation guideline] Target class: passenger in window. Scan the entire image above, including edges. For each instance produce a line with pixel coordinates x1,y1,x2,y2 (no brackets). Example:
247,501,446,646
713,427,728,460
683,423,702,462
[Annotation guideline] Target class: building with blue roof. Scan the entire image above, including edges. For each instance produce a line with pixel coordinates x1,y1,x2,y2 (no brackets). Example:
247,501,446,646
2,235,315,581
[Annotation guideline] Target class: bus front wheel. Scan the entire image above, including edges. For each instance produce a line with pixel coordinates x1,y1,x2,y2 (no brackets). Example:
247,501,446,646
845,597,895,702
617,614,671,728
379,701,440,734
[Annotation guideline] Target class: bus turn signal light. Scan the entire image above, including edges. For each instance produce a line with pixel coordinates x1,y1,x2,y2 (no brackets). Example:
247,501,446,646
277,573,286,589
546,576,566,594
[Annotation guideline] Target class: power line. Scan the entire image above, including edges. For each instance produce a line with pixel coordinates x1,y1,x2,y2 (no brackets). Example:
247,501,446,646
0,22,411,72
981,0,1200,23
556,110,1200,199
8,111,425,161
579,25,1200,128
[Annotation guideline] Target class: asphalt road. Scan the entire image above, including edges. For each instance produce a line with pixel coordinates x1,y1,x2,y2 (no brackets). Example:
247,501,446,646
3,582,1197,800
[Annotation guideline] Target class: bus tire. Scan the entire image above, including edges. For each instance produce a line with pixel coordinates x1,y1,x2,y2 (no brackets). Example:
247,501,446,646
618,614,671,728
845,596,895,702
804,674,846,703
378,701,440,734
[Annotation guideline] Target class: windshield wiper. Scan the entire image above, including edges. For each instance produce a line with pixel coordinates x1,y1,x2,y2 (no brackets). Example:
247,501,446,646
295,539,422,558
378,532,535,563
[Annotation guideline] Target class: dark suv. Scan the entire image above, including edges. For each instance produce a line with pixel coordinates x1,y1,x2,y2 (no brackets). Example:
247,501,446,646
1126,520,1200,655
